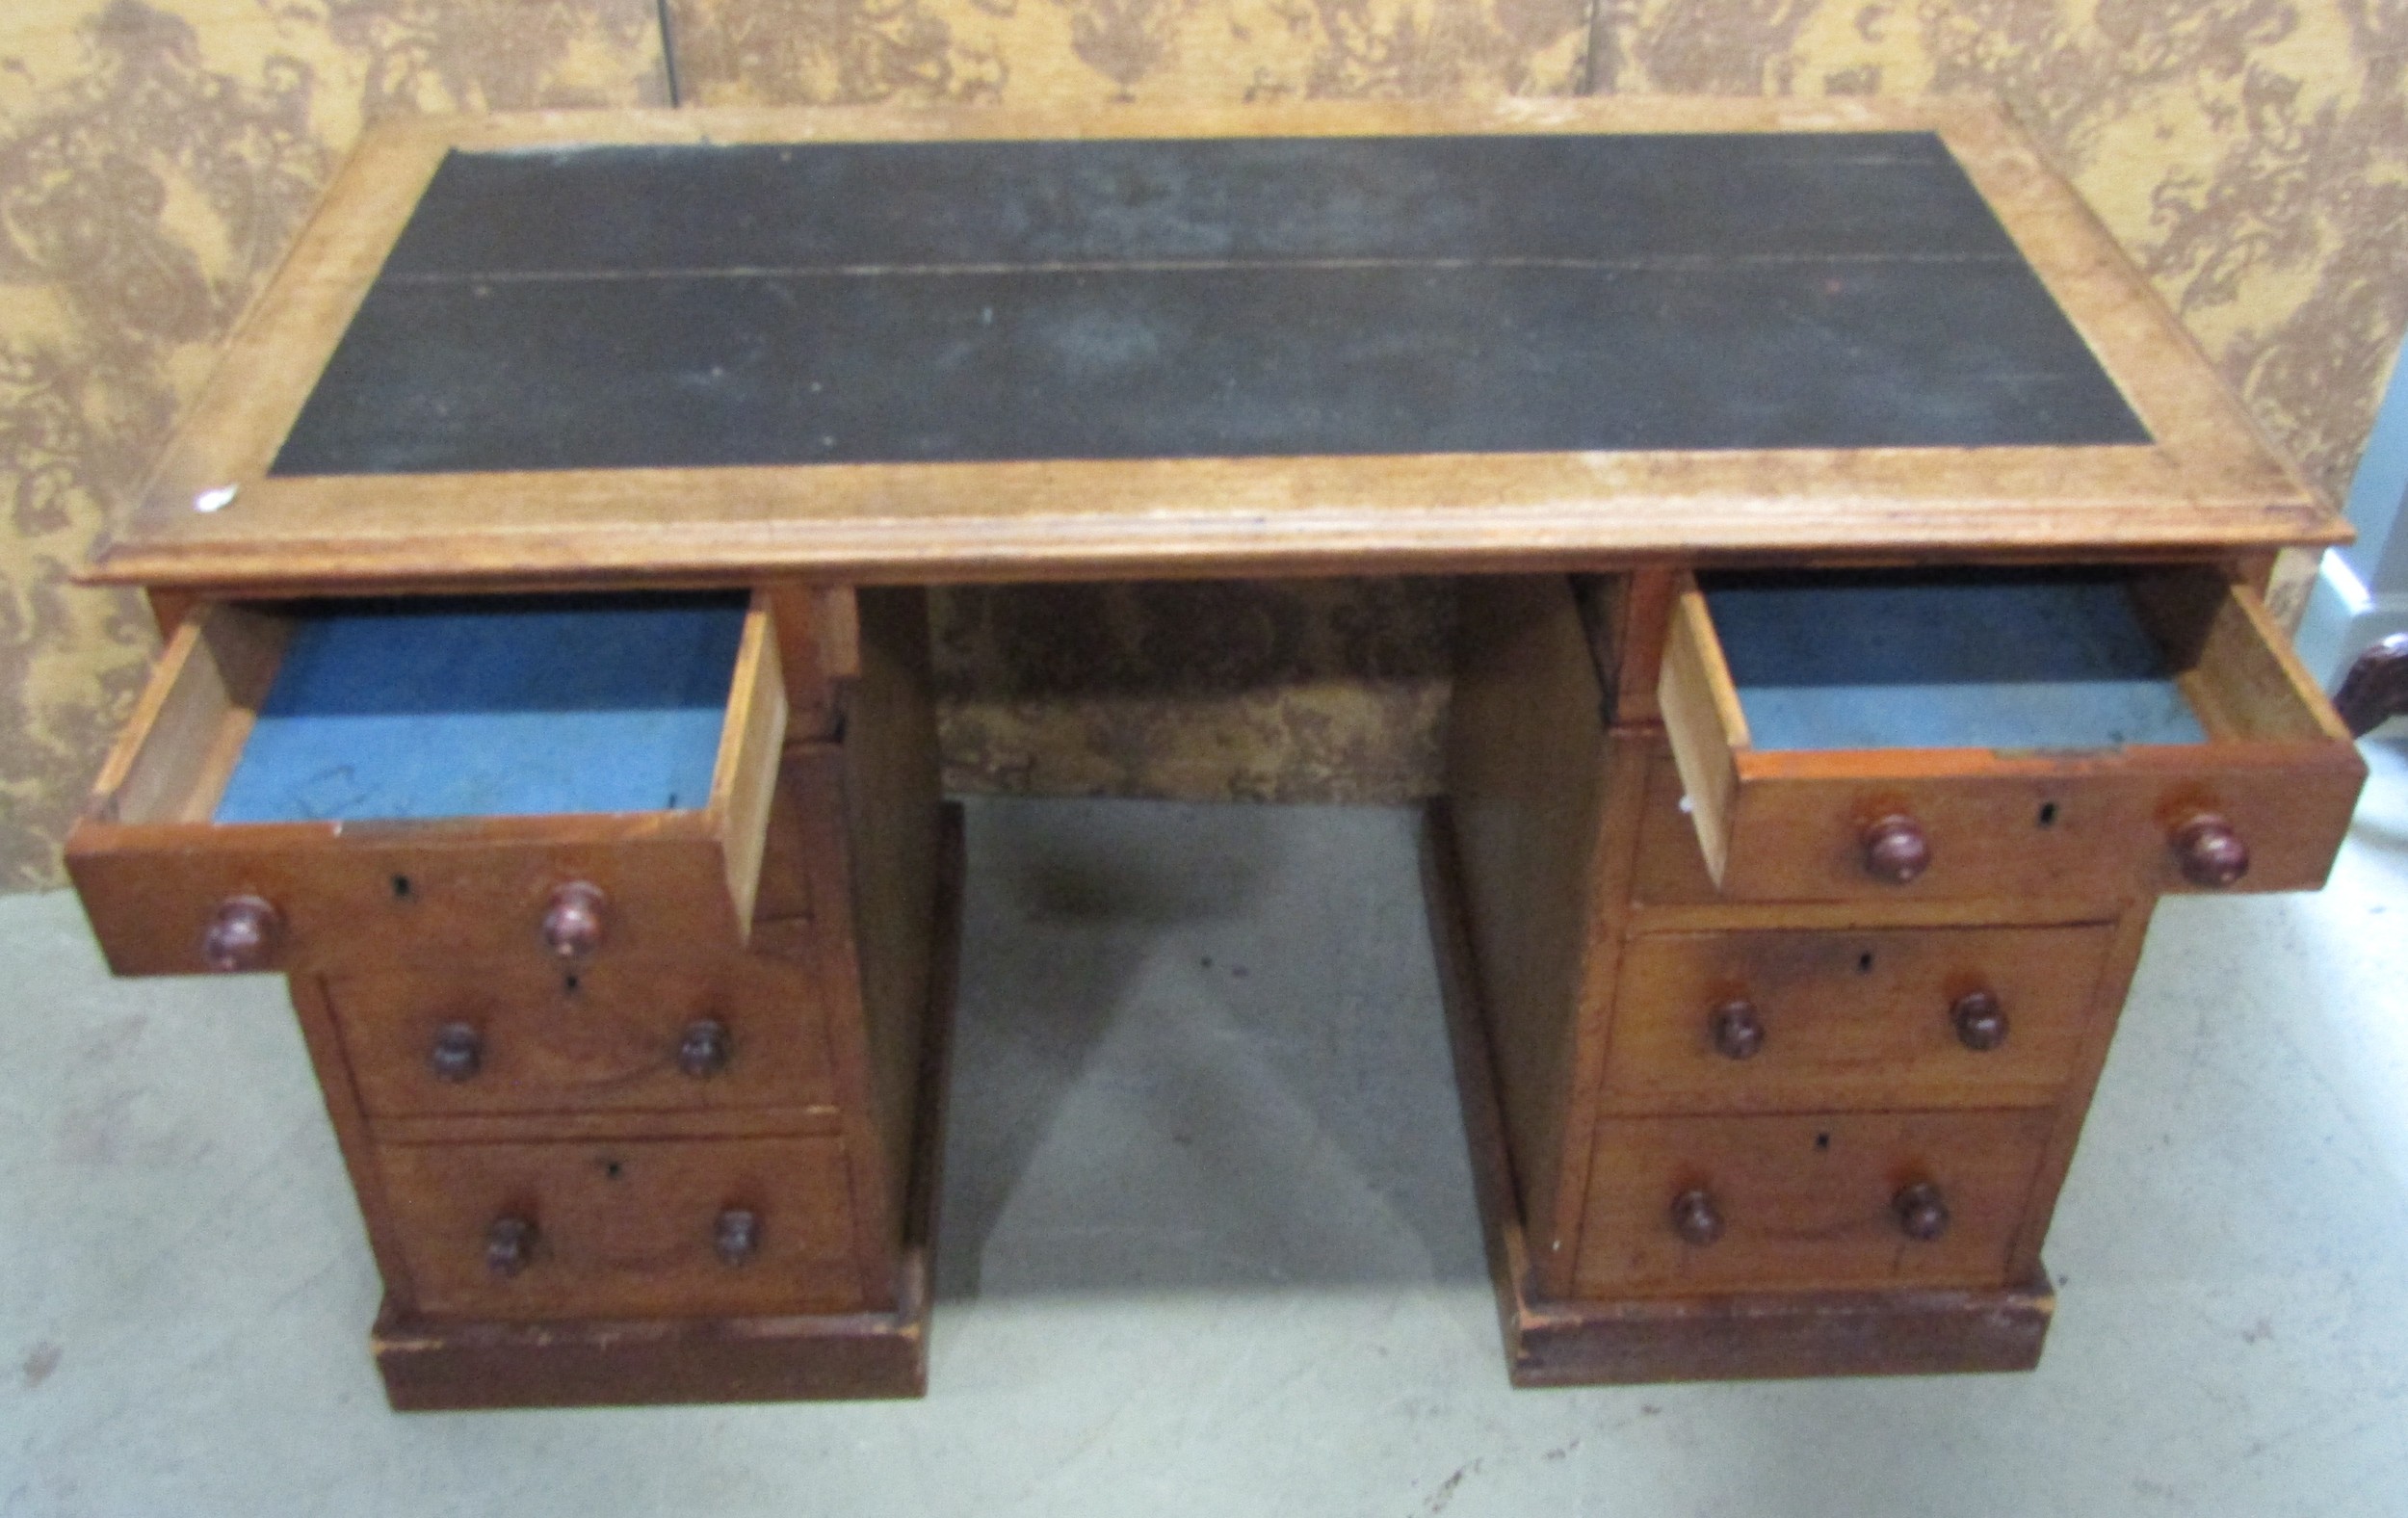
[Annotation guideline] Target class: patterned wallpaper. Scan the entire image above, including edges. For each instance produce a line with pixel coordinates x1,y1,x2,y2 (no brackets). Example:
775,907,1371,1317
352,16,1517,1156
667,0,1590,103
2,0,2402,886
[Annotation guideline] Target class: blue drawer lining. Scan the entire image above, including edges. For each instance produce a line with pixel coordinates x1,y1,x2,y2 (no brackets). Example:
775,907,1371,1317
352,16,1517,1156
212,594,748,824
1704,571,2209,753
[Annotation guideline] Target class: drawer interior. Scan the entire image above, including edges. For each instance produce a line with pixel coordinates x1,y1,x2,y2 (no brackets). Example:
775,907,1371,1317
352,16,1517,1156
112,592,754,826
219,595,747,823
1695,564,2331,754
73,589,791,975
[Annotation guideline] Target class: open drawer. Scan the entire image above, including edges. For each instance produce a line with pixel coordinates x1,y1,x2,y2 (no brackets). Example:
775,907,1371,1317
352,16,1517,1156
1656,564,2365,903
66,591,787,976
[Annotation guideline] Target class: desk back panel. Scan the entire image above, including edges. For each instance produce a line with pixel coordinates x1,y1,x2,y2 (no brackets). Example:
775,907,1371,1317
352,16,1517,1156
928,577,1455,803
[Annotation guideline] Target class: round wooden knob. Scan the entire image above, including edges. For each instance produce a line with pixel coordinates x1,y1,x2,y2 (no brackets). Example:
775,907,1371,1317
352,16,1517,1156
1860,815,1930,884
1669,1188,1725,1245
678,1019,733,1078
1710,999,1765,1060
540,881,608,959
715,1208,761,1267
200,895,281,972
2170,813,2250,889
485,1216,537,1277
1950,990,2008,1052
1893,1182,1950,1242
429,1022,484,1082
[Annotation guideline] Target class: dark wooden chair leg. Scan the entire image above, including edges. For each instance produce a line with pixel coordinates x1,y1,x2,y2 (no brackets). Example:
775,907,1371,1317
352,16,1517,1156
2334,634,2408,737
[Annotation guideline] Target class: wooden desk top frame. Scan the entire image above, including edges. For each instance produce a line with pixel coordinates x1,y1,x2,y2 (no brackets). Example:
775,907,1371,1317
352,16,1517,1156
90,96,2343,595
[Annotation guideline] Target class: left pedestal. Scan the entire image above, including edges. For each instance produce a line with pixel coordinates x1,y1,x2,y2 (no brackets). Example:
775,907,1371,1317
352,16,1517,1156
64,587,954,1410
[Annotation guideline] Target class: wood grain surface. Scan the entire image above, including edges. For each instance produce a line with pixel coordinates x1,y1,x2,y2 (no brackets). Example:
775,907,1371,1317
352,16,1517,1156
1573,1108,2056,1297
1599,924,2117,1114
1654,569,2366,903
1444,575,1617,1287
376,1134,863,1321
328,956,841,1120
65,594,786,976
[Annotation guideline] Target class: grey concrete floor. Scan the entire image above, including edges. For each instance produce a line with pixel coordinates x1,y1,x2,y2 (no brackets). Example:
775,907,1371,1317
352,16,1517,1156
5,744,2408,1517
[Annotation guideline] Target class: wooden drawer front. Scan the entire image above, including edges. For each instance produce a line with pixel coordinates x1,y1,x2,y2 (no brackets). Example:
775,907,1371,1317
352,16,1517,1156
1656,566,2365,903
332,956,837,1121
65,593,788,977
380,1137,861,1321
1575,1110,2053,1298
1603,925,2113,1113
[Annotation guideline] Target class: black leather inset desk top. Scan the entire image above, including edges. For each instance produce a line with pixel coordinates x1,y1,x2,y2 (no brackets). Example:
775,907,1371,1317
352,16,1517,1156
271,134,2149,476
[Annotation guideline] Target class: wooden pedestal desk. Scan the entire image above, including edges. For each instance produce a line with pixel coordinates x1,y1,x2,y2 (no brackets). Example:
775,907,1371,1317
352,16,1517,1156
64,98,2369,1408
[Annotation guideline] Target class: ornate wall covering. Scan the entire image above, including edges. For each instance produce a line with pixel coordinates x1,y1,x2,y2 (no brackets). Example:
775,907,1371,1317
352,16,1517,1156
665,0,1590,107
2,0,2402,885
